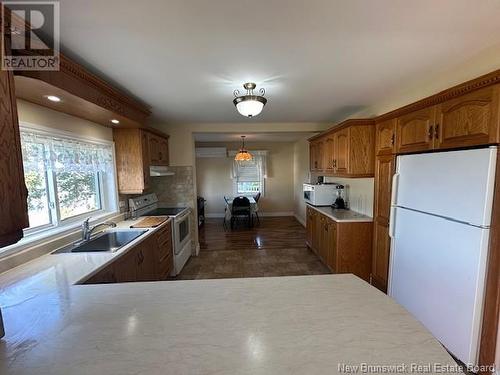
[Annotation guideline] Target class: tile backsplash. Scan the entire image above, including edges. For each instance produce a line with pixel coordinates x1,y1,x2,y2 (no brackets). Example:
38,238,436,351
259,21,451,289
323,176,374,217
149,166,195,206
148,166,198,254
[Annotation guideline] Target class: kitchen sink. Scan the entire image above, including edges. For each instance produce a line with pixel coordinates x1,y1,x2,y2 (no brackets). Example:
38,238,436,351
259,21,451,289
70,230,147,253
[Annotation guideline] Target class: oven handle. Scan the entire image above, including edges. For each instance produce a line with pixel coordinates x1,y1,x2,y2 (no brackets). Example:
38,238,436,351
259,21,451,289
176,209,191,221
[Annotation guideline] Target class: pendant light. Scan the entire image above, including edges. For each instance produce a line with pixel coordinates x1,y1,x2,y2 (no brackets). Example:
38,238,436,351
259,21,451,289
235,136,253,161
233,83,267,118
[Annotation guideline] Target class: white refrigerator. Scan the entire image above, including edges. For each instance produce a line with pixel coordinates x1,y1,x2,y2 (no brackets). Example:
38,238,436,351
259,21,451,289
388,147,497,366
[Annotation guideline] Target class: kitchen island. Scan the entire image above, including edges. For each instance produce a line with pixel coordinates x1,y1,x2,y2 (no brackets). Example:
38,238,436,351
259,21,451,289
0,270,460,374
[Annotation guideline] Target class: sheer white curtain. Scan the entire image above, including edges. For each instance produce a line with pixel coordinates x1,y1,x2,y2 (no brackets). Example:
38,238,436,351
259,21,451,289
20,130,114,173
230,151,268,179
229,151,268,196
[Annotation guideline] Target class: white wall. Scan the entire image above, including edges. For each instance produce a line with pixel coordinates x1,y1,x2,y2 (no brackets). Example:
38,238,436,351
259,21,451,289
196,141,296,216
153,122,328,167
353,42,500,119
293,136,311,225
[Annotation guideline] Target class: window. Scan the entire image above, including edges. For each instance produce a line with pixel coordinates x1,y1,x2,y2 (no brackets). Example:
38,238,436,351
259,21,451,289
20,126,118,234
231,153,267,196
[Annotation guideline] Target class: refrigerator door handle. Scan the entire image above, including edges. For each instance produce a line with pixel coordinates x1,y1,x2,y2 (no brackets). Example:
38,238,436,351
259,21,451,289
390,172,400,207
388,173,400,239
389,206,396,238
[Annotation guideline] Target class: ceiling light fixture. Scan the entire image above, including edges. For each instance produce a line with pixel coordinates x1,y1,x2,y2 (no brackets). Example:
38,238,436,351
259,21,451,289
234,136,253,161
45,95,61,102
110,119,120,124
233,83,267,118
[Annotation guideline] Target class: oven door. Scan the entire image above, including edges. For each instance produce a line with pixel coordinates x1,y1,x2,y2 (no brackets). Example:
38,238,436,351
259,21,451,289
174,210,191,254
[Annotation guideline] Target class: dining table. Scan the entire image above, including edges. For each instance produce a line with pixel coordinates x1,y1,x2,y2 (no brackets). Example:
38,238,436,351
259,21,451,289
224,196,258,225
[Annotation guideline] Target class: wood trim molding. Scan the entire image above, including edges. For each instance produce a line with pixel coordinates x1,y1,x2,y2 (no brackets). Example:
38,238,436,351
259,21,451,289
57,53,151,117
309,118,375,141
15,54,151,125
478,150,500,372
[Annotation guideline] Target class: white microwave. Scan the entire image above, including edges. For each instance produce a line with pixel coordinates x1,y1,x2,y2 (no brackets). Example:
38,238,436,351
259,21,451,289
303,183,336,206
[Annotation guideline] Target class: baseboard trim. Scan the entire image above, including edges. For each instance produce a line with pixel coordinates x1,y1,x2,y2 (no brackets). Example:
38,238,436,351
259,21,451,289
294,214,306,227
205,211,294,219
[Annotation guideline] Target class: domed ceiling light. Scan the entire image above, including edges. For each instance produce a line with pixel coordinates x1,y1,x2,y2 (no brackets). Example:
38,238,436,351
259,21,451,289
235,136,253,161
233,82,267,118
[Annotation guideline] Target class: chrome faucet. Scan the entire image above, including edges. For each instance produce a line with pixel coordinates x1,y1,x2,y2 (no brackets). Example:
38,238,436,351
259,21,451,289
82,218,117,241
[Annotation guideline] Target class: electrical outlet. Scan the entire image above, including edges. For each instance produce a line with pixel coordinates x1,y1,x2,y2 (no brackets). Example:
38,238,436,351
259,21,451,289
119,201,126,209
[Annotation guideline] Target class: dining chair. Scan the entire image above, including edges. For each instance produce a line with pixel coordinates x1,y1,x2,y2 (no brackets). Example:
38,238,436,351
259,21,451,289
253,192,261,225
230,196,252,229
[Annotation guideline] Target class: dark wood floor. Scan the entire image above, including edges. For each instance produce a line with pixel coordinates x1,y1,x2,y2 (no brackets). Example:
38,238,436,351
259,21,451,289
174,216,330,280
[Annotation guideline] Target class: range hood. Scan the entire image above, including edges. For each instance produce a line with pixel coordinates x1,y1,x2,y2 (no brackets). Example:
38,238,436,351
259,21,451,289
150,166,175,177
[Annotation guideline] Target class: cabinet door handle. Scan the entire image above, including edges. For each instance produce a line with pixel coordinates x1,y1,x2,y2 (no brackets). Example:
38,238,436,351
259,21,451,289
434,124,439,140
391,134,395,146
428,125,434,140
158,152,162,160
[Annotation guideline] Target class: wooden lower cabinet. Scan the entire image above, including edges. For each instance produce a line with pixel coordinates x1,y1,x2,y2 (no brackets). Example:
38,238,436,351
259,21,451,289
306,207,372,282
371,218,391,292
84,222,173,284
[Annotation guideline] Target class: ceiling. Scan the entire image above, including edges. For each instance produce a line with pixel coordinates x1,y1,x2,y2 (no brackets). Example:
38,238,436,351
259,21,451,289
194,132,316,143
57,0,500,123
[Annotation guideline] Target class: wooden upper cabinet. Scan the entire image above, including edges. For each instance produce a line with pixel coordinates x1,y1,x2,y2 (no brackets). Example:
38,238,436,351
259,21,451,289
333,128,349,174
324,134,335,171
348,124,375,176
309,121,375,177
309,142,317,171
435,85,500,150
114,129,169,194
148,134,160,164
158,137,169,165
114,128,150,194
0,69,29,247
147,133,169,166
316,139,325,171
310,139,325,171
396,106,436,154
375,119,396,155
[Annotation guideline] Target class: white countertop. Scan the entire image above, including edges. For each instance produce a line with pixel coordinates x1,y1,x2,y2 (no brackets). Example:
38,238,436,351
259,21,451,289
0,216,171,295
308,204,373,223
0,274,460,375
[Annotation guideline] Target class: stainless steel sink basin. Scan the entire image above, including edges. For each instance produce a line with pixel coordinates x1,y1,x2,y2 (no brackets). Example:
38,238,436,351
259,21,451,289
70,230,147,253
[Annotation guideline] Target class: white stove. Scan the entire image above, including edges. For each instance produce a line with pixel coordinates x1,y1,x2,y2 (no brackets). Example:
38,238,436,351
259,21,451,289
129,194,192,276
